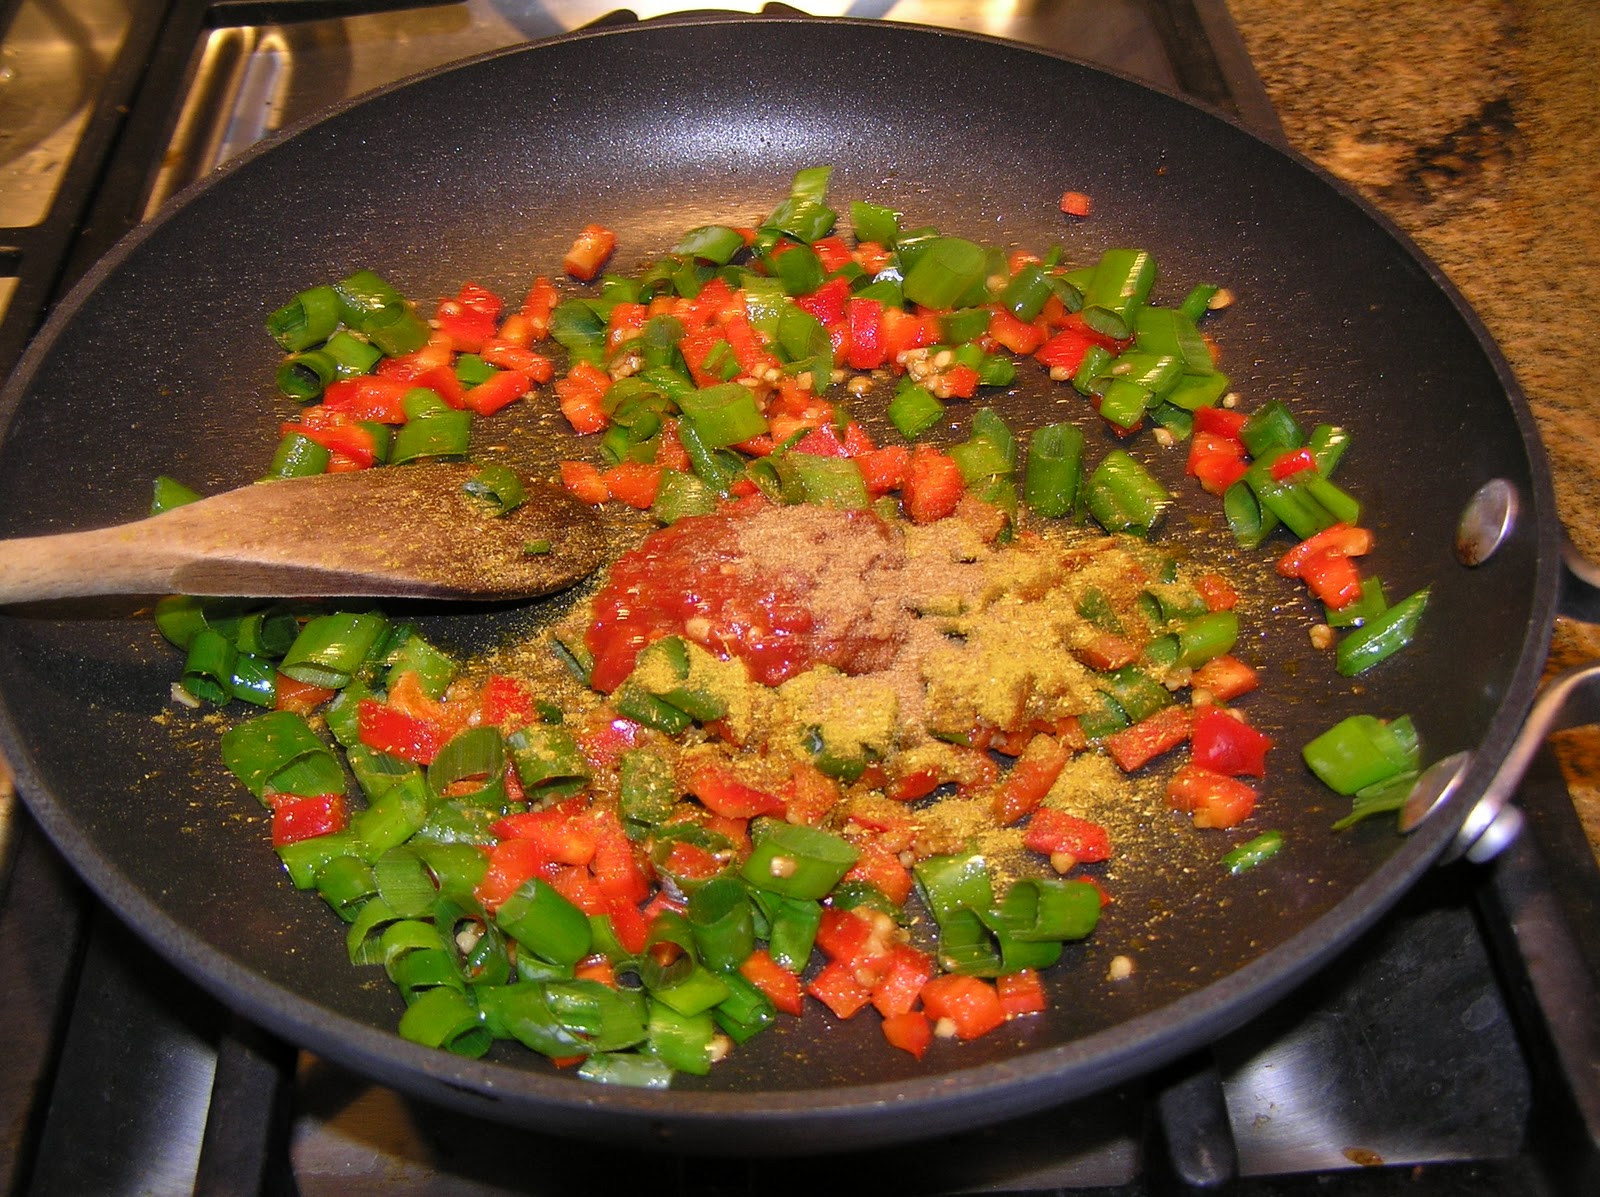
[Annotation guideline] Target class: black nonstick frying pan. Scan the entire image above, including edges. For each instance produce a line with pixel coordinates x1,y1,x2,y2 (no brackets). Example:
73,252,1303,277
0,16,1560,1153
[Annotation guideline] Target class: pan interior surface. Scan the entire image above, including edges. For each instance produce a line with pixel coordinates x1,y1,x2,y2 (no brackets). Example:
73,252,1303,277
0,17,1556,1150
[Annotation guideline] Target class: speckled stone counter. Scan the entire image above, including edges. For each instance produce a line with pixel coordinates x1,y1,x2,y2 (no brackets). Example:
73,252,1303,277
1225,0,1600,855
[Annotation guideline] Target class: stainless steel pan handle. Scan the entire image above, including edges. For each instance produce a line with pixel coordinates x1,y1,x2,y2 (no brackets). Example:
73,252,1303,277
1402,484,1600,861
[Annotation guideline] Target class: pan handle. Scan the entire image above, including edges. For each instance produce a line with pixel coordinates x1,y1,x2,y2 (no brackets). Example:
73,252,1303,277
1401,489,1600,862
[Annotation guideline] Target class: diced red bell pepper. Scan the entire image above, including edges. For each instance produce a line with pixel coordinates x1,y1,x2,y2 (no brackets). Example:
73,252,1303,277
492,806,600,866
1022,808,1112,863
1194,572,1239,611
492,312,535,349
1192,405,1248,438
720,310,780,378
1104,705,1191,772
462,368,530,416
779,761,842,825
840,843,914,907
563,224,617,281
555,360,611,434
852,240,894,274
1190,654,1260,702
1269,447,1317,482
1277,522,1373,578
474,837,553,909
605,301,648,353
881,1010,933,1059
320,375,414,423
1059,190,1092,218
477,674,535,728
902,445,965,524
870,942,937,1019
279,419,378,468
1034,326,1099,374
645,834,719,885
856,444,910,496
794,276,851,327
811,235,854,273
740,949,805,1017
996,969,1049,1017
1300,549,1364,608
920,974,1007,1040
987,307,1048,355
879,306,935,366
654,420,692,473
992,733,1070,826
1187,432,1249,496
686,763,785,819
846,296,888,370
1075,633,1141,672
939,362,981,399
599,461,662,510
519,276,560,338
560,459,610,505
807,959,874,1020
435,281,502,353
273,673,337,716
815,907,885,968
270,793,347,847
1166,764,1258,829
1190,708,1273,778
1277,523,1373,608
480,339,554,382
603,897,651,956
356,697,447,765
589,811,653,905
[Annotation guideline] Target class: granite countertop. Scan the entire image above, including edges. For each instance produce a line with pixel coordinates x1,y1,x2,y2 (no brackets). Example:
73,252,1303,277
1226,0,1600,859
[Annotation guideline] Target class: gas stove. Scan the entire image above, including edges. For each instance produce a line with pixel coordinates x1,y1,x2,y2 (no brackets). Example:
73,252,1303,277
1,3,1597,1194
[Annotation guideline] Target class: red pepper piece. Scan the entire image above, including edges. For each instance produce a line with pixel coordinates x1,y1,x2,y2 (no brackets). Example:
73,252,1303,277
1104,705,1191,773
739,949,805,1017
559,460,610,505
920,974,1007,1040
320,375,414,423
686,763,784,819
870,943,937,1018
1269,446,1318,481
1192,405,1248,438
270,793,347,847
881,1010,933,1059
1166,764,1258,829
987,307,1048,355
554,361,611,434
435,281,502,353
997,968,1049,1017
1022,808,1112,863
846,296,888,370
806,959,874,1020
563,224,617,281
1190,708,1273,777
599,461,662,510
902,445,965,524
992,733,1070,827
462,368,530,416
1191,654,1260,701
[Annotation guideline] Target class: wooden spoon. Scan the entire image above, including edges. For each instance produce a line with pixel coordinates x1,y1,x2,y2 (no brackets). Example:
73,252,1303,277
0,464,609,603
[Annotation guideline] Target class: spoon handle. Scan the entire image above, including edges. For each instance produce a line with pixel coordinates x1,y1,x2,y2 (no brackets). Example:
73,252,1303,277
0,523,192,602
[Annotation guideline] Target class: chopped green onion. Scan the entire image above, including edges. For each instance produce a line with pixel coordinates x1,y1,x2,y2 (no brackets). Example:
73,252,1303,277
462,463,525,515
1223,830,1284,874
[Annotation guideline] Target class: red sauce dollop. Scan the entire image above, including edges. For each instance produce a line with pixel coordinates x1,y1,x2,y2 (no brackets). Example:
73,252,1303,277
584,503,904,692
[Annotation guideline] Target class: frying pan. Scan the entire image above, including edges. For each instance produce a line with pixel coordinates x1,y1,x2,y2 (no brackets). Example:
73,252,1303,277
0,16,1560,1153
